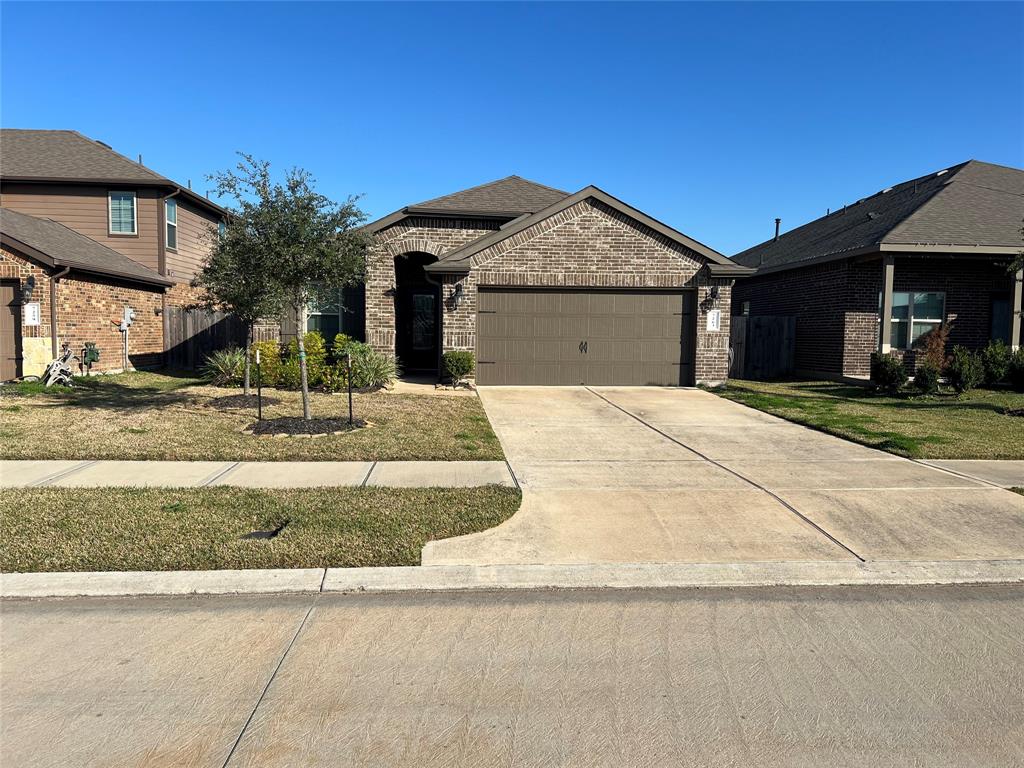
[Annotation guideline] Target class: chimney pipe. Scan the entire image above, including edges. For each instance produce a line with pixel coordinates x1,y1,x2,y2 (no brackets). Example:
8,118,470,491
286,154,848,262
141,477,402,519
137,154,142,164
187,179,192,189
773,218,781,241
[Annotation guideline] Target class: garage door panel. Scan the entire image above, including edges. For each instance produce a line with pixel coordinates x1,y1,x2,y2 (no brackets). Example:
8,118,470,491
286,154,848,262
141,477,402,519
476,289,695,386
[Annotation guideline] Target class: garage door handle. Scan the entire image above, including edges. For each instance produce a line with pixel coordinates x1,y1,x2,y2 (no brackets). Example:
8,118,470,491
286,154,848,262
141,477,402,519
579,341,588,354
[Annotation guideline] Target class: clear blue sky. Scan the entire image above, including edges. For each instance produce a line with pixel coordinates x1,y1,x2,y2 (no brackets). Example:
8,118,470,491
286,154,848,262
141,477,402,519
2,2,1021,255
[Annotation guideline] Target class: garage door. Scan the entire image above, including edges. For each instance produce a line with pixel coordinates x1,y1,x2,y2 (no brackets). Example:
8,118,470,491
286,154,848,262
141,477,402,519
477,288,695,386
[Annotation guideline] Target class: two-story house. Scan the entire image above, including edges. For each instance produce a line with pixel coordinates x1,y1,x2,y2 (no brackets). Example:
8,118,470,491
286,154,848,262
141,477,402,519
0,129,228,379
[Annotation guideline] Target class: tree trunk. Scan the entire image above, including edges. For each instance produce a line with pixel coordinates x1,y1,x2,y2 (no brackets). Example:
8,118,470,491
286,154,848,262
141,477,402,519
296,302,311,420
243,323,252,397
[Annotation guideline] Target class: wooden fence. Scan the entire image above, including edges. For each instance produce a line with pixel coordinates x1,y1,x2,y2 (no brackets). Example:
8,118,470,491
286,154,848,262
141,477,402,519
165,307,278,370
729,315,796,380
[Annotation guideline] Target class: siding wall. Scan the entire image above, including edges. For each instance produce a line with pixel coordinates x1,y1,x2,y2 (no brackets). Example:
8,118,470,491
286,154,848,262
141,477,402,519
1,183,161,271
166,198,219,284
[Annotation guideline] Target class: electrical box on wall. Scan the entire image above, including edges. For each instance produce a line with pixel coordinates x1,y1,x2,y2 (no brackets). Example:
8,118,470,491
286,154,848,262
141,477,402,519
23,302,41,327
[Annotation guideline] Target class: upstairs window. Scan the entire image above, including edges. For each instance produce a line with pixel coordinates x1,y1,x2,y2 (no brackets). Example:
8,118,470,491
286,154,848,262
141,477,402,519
218,220,226,239
108,191,137,234
165,198,178,249
880,291,945,349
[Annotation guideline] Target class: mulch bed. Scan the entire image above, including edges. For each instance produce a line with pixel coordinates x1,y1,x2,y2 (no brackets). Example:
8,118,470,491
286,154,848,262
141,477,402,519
1004,408,1024,418
243,416,368,438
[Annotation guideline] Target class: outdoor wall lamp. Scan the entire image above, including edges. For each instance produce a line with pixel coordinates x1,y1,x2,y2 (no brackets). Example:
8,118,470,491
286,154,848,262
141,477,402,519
451,283,465,309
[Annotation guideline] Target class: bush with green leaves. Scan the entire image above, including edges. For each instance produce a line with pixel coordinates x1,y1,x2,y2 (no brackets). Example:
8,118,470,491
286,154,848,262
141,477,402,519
980,339,1011,386
201,347,246,387
870,352,906,394
337,341,399,390
1009,347,1024,392
320,361,350,393
945,345,984,394
281,331,327,389
913,360,941,395
249,340,283,386
443,350,475,388
331,333,354,359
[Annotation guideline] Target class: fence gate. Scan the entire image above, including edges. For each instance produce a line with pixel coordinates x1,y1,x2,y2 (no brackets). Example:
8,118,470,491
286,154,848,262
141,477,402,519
729,315,795,380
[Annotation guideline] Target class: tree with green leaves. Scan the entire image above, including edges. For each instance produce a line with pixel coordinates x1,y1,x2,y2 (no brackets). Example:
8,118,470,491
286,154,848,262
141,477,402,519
208,154,371,419
192,212,282,396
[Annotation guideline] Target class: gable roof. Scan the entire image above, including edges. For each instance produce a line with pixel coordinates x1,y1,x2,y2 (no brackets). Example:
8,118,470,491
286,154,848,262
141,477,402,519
0,207,172,287
732,160,1024,272
425,185,750,276
363,175,570,232
0,129,226,216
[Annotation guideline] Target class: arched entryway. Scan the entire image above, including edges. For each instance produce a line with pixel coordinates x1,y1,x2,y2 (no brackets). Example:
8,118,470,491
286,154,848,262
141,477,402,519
394,252,441,373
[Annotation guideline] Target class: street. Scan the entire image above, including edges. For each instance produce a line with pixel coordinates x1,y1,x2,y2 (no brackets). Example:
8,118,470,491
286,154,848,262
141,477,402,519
3,585,1023,767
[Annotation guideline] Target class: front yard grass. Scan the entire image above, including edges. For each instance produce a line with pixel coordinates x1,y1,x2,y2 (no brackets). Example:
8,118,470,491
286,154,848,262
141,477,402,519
715,380,1024,460
0,371,503,461
0,486,520,572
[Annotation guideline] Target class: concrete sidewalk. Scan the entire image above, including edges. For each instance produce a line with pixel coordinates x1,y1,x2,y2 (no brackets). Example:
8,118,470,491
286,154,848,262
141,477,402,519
0,459,515,489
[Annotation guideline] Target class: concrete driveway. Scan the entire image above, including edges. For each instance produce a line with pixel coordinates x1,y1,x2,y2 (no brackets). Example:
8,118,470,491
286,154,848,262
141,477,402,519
424,387,1024,565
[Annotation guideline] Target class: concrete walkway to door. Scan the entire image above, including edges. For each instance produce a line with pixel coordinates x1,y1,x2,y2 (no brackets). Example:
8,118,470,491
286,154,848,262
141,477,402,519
423,387,1024,566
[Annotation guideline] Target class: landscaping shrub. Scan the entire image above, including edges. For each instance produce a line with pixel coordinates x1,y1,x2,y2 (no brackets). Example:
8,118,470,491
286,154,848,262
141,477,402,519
331,332,354,358
980,339,1011,386
945,345,984,394
320,361,350,393
344,341,399,389
250,340,283,386
201,348,245,387
443,350,475,388
870,352,906,394
281,331,327,389
1009,348,1024,392
913,360,941,395
914,324,950,370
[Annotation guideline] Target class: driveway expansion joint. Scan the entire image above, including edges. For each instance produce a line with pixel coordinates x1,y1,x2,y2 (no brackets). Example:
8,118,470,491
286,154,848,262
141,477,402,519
583,387,867,563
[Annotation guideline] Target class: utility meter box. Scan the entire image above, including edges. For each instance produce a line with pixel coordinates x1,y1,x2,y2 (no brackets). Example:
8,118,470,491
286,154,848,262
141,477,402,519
119,306,136,332
83,343,100,365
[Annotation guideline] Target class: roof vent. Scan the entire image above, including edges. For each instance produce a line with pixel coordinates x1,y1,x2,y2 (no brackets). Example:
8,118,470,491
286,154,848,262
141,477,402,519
936,169,948,177
868,212,879,220
882,187,893,194
774,218,781,241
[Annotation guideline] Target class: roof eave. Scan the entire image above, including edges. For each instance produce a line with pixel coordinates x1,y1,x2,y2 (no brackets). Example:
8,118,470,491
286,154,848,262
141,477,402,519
1,175,228,217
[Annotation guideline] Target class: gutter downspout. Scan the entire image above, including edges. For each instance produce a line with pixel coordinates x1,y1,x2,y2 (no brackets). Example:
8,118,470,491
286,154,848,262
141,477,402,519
49,266,71,358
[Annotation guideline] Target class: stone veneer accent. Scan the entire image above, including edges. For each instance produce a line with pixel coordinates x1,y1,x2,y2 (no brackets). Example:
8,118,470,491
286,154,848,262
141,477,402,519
365,198,735,384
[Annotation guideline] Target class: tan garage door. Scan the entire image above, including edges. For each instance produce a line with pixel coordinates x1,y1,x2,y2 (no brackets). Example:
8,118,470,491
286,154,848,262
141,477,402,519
477,288,695,386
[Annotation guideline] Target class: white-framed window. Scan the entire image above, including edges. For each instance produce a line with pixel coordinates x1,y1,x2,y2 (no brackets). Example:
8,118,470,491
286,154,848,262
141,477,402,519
307,287,342,341
218,220,226,239
165,198,178,249
108,191,137,235
880,291,945,349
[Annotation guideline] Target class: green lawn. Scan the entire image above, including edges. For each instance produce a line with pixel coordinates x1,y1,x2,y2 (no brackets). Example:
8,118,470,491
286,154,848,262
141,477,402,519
0,486,521,572
715,380,1024,460
0,371,503,461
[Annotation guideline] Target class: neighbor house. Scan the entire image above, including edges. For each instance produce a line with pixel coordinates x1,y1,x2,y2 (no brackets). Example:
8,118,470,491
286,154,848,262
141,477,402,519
302,176,750,386
731,160,1023,379
0,129,229,379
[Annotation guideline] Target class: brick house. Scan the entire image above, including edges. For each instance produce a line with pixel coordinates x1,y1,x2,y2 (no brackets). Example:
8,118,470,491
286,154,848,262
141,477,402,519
731,161,1023,379
1,129,227,379
343,176,750,385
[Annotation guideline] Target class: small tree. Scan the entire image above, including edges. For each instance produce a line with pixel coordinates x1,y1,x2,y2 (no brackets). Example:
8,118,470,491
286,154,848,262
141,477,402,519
192,214,281,395
209,155,371,419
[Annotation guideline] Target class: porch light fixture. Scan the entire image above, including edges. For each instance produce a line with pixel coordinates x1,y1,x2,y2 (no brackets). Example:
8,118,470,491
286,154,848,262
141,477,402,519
451,283,465,309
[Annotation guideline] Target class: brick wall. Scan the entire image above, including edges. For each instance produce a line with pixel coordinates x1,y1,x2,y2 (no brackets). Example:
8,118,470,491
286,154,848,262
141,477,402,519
733,255,1018,378
1,246,165,375
364,199,735,384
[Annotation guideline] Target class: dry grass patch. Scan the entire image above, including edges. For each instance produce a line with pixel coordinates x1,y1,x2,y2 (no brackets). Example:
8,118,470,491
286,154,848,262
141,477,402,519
0,486,521,572
0,371,502,461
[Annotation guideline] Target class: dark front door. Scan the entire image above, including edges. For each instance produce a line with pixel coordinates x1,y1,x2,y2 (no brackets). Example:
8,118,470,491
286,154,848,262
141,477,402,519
1,281,22,381
395,254,440,371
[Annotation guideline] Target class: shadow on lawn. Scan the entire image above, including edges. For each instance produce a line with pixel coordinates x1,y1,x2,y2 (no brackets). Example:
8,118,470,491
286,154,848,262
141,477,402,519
3,370,199,412
748,381,1015,416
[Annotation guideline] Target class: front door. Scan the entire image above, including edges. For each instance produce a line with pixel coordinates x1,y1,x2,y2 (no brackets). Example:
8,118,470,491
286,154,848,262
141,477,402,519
398,288,439,370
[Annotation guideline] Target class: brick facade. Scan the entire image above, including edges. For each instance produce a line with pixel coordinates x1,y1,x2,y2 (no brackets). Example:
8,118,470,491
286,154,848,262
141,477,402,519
364,198,735,384
2,245,165,375
733,255,1020,379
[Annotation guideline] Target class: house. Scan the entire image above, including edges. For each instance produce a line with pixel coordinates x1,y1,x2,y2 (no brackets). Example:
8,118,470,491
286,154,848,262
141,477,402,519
331,176,751,386
0,129,228,379
731,161,1024,379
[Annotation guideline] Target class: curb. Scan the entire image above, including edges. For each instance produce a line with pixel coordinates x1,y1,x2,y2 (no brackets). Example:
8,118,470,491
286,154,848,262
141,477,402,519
3,560,1023,598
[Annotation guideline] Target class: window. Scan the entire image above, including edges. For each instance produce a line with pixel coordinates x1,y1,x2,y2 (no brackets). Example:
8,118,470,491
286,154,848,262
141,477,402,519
307,288,341,341
108,191,137,234
218,220,226,239
879,291,945,349
165,199,177,249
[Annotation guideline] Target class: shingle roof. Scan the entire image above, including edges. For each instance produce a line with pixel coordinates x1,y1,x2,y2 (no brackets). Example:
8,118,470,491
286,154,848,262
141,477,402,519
732,160,1024,271
1,129,168,183
408,175,569,215
0,129,226,216
0,207,171,286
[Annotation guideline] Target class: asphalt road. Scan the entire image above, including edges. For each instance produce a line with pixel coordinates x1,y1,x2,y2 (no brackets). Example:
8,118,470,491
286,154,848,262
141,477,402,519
2,586,1023,767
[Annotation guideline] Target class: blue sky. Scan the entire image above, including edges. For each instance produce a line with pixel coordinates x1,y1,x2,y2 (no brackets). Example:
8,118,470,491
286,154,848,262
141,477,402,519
2,2,1021,255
